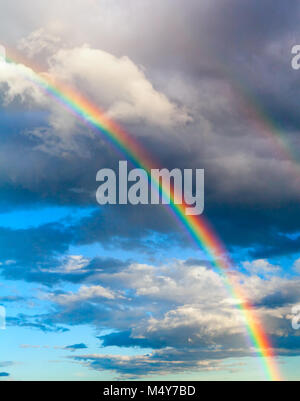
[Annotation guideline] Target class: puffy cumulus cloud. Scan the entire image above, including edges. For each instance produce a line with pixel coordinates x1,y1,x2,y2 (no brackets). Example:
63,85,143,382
99,262,229,304
241,275,300,311
49,285,121,305
131,304,248,354
0,59,45,105
0,41,190,135
47,46,191,128
0,42,191,160
243,259,281,275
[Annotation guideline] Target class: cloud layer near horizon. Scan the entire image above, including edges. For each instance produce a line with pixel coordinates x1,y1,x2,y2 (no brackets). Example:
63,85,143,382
8,257,300,377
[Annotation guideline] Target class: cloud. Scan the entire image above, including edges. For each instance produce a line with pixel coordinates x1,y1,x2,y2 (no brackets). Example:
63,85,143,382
0,219,136,284
0,7,300,260
48,46,191,128
243,259,281,275
0,362,13,368
18,28,61,58
98,330,164,350
51,255,90,274
72,352,226,379
65,343,88,352
7,314,69,333
0,42,191,150
0,58,45,105
22,257,296,378
49,285,121,305
2,224,300,377
294,258,300,273
0,223,73,285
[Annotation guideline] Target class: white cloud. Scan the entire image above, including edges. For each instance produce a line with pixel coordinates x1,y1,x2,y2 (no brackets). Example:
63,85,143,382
50,285,120,305
0,59,45,105
61,255,90,273
48,45,191,128
243,259,281,275
293,258,300,273
0,41,191,156
23,256,300,376
0,42,191,129
43,255,90,274
53,259,300,348
100,261,229,304
145,304,245,339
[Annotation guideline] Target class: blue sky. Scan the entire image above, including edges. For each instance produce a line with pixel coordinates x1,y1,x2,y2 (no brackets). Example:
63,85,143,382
0,0,300,381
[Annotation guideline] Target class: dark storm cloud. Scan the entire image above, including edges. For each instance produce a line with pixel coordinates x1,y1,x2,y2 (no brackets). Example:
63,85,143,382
0,104,300,262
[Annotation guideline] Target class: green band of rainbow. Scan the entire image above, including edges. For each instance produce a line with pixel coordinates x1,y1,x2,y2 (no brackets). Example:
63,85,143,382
2,53,282,381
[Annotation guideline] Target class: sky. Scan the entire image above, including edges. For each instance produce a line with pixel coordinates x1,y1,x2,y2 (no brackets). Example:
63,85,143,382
0,0,300,381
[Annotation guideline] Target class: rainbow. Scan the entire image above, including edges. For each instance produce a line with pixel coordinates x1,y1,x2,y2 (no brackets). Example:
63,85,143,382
229,77,300,182
2,51,282,381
